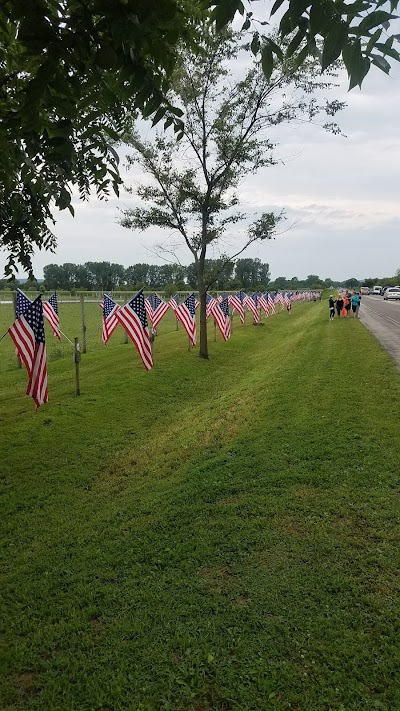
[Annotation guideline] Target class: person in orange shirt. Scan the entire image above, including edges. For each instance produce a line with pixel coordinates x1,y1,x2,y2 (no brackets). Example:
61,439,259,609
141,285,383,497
343,294,351,318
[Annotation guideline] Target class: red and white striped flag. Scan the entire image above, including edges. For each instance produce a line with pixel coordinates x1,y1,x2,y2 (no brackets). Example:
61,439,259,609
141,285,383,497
259,293,269,317
42,293,61,340
116,290,153,370
206,293,217,319
267,293,275,314
168,293,179,311
8,295,48,409
275,292,285,310
145,293,169,330
175,293,197,346
210,297,231,341
230,292,246,324
102,294,120,345
245,294,260,323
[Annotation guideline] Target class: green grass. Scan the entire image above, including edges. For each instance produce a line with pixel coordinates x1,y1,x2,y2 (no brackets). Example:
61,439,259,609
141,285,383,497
1,302,400,711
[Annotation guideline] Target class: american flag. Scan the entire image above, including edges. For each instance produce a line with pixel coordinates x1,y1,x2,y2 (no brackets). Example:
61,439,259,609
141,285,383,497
8,295,48,409
116,289,153,370
16,288,32,317
230,291,246,324
102,294,120,345
210,297,231,341
275,292,285,310
175,293,196,346
168,293,179,311
195,296,200,310
206,293,217,318
245,293,260,323
42,293,61,340
145,293,169,330
267,293,275,314
99,292,112,310
259,293,269,316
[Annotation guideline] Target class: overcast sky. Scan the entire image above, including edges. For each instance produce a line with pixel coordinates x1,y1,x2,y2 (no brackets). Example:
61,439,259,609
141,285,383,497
2,28,399,283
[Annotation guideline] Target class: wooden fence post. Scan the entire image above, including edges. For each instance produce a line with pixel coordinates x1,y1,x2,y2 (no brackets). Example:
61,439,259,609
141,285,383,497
12,291,22,368
74,338,81,396
80,293,87,353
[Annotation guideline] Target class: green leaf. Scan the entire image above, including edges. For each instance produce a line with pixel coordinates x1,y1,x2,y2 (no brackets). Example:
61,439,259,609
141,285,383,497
321,21,348,70
371,53,391,72
341,1,370,18
241,17,251,31
163,117,174,130
279,9,293,36
270,0,285,16
345,40,370,89
152,107,167,126
286,29,306,58
261,45,274,80
291,44,309,71
365,28,383,53
250,32,260,55
374,42,400,60
289,0,312,23
357,11,396,34
169,106,184,117
309,1,333,34
209,0,242,32
266,37,283,61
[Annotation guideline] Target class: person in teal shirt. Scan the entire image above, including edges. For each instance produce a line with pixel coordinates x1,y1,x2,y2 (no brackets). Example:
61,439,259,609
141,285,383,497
351,293,360,317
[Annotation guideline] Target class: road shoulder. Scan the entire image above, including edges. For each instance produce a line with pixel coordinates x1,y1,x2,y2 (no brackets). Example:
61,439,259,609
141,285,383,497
359,302,400,369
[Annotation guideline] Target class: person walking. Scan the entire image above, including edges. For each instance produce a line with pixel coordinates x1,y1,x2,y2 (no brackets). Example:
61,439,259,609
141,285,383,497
343,293,351,318
329,295,336,320
351,292,360,317
336,295,344,318
355,292,361,318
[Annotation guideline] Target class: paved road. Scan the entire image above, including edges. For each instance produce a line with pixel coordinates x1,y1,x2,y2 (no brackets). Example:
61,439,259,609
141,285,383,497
359,295,400,368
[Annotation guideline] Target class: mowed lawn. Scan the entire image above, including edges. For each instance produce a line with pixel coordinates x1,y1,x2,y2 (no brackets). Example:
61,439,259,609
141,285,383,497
1,301,400,711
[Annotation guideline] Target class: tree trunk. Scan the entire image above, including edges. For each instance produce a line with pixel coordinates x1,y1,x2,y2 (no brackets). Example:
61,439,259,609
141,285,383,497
197,260,208,359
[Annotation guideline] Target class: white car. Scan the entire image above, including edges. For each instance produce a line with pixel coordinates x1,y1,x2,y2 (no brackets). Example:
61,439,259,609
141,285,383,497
383,287,400,301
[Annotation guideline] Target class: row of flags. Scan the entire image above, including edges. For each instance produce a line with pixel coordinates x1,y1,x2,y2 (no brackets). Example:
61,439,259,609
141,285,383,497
4,288,319,409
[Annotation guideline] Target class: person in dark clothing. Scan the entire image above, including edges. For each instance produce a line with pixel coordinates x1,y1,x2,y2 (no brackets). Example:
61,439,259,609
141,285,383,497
329,295,335,320
336,295,344,317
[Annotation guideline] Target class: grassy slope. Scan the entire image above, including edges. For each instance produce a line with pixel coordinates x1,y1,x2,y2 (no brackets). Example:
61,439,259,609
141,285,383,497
0,303,399,711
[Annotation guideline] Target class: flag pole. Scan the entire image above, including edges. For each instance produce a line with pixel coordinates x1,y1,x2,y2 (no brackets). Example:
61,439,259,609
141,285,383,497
214,319,217,342
81,321,104,346
59,330,74,346
0,330,9,342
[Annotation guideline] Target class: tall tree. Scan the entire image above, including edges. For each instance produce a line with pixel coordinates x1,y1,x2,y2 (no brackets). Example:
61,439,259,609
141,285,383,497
235,258,270,289
1,1,398,275
120,29,344,358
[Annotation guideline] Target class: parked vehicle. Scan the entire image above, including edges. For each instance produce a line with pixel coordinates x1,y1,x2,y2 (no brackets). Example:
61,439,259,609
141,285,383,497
360,286,370,295
372,285,382,295
383,287,400,300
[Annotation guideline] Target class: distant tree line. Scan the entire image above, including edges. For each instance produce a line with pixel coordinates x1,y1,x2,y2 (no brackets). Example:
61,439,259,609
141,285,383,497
0,259,272,293
2,265,399,294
